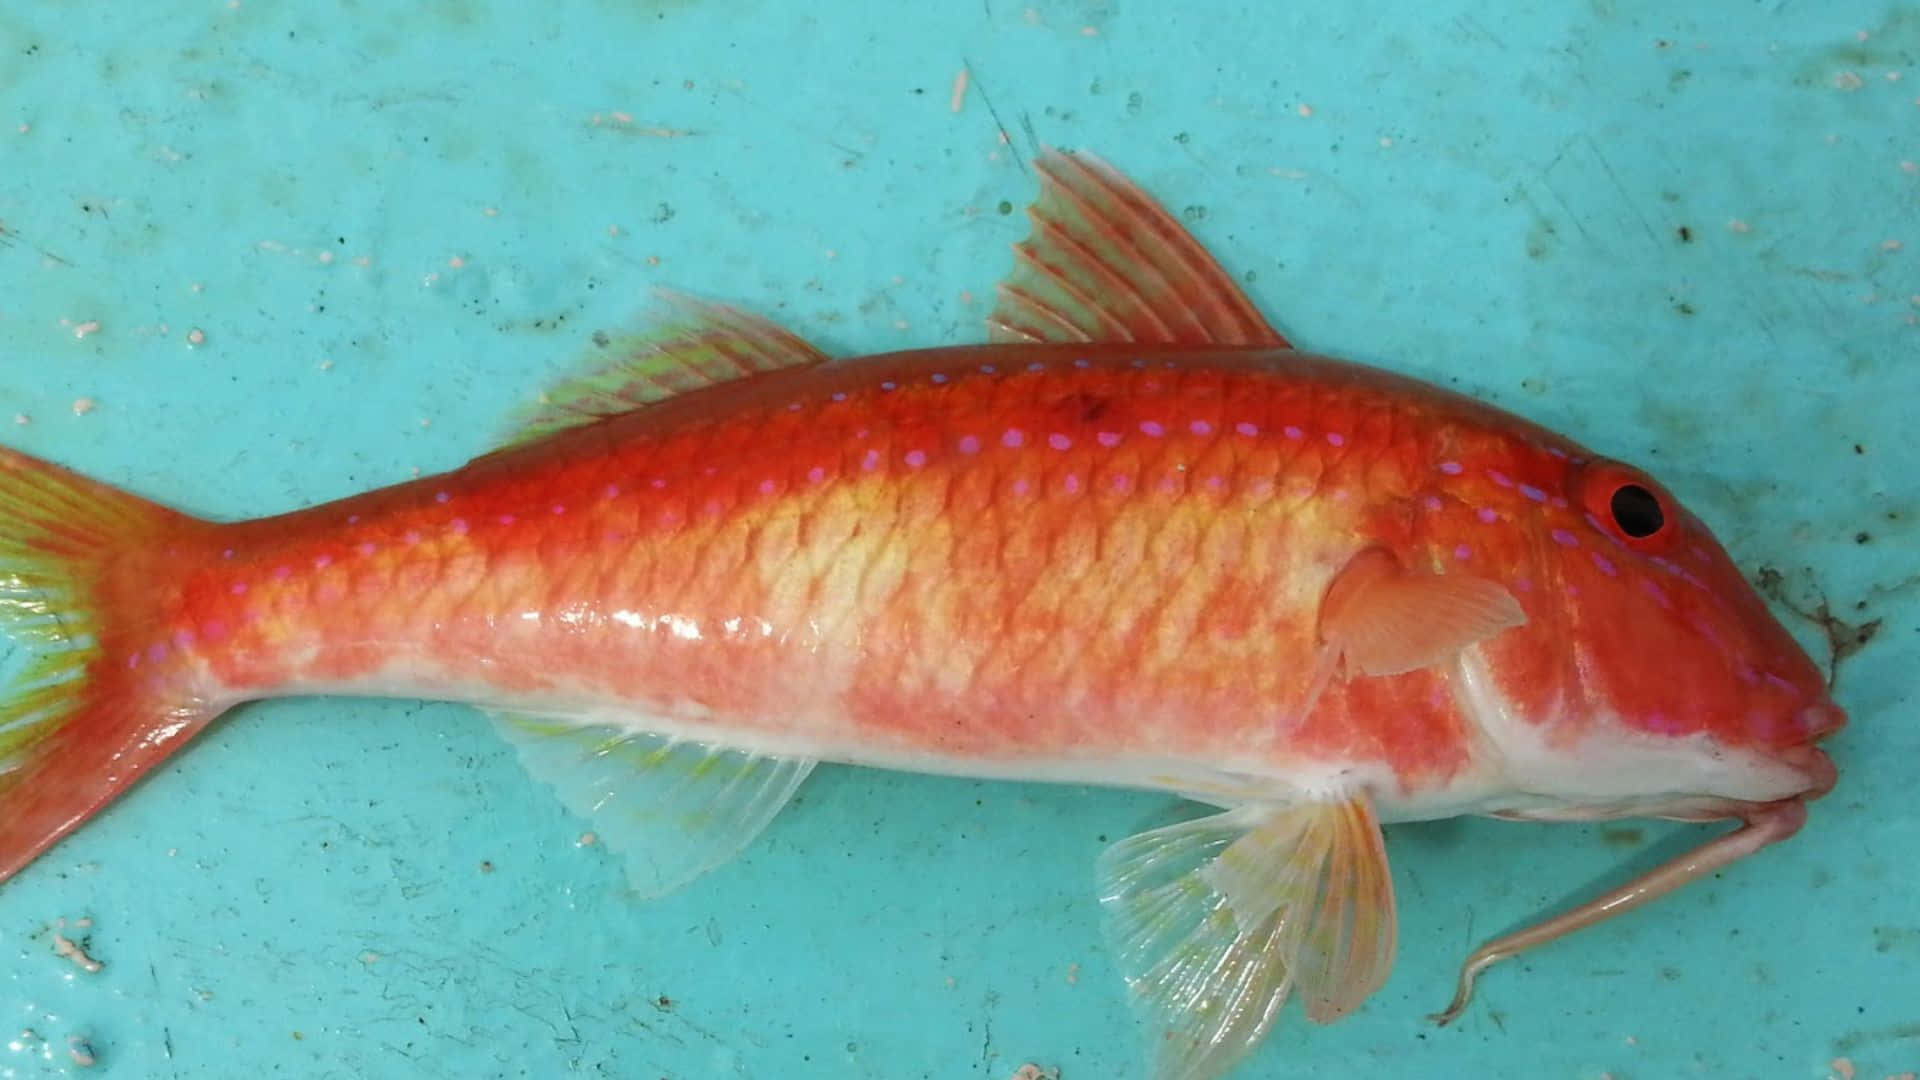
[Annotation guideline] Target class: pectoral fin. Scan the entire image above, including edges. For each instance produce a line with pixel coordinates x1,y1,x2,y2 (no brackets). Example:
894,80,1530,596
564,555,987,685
1318,548,1526,677
1097,796,1397,1080
490,711,816,898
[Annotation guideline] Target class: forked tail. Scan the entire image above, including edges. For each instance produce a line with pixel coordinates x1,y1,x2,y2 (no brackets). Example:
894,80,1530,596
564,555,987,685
0,446,219,884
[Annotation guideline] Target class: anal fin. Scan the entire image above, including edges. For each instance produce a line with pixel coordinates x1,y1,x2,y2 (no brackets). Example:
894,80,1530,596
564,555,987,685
490,710,816,897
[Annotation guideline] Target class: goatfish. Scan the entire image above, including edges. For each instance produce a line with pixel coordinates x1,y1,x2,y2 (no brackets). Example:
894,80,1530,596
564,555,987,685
0,150,1842,1080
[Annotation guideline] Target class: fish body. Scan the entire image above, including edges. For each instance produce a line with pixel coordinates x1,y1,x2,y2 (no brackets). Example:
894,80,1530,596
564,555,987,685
0,152,1843,1080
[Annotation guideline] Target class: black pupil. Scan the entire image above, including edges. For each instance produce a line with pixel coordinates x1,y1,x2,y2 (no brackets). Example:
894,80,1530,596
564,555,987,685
1609,484,1665,538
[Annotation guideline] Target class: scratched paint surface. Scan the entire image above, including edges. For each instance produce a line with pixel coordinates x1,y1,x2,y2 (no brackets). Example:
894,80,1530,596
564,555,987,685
0,1,1915,1077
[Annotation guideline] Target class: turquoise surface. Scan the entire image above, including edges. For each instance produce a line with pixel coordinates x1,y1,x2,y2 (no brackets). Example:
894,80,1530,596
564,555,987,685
0,2,1915,1078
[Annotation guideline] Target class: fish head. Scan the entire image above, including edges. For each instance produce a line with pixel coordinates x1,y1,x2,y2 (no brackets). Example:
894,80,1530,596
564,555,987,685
1457,451,1844,819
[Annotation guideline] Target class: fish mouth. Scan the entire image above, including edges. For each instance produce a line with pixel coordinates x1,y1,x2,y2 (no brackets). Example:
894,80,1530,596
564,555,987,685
1775,741,1837,801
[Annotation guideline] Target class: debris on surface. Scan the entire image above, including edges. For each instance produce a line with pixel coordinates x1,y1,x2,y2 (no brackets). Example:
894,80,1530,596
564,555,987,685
1008,1066,1059,1080
70,397,96,416
1754,567,1881,690
67,1036,96,1067
1830,1058,1855,1080
49,917,103,973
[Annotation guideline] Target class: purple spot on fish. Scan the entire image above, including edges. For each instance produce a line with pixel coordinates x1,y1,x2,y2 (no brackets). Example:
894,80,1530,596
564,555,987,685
1642,711,1686,735
312,555,332,569
147,642,168,663
230,582,248,595
931,372,949,384
1063,474,1082,494
703,499,724,517
1234,421,1259,437
807,466,826,483
1591,552,1618,576
434,491,450,504
881,381,897,391
958,435,982,455
1550,528,1579,547
1639,578,1672,607
650,478,667,490
1110,473,1133,493
854,429,870,440
1438,461,1464,475
1140,420,1166,438
1073,357,1091,368
1011,478,1031,496
904,450,928,468
358,541,378,556
1190,420,1214,436
832,391,848,402
1512,577,1534,592
172,629,196,648
346,515,361,525
1048,433,1072,451
862,449,883,471
1248,477,1275,497
1096,431,1121,448
127,653,140,670
450,518,469,535
980,364,997,374
202,618,228,642
1519,484,1547,503
1027,361,1045,372
603,484,621,499
498,514,516,525
787,401,802,411
1284,425,1304,440
1476,507,1498,524
221,548,234,560
1547,447,1569,459
1205,475,1226,492
1002,429,1026,448
758,478,778,494
404,530,422,544
1130,358,1147,368
1488,470,1514,488
1453,544,1472,561
1422,495,1444,511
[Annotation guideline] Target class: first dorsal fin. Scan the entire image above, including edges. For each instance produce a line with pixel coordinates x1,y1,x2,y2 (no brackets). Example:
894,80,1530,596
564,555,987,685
503,290,831,446
987,150,1289,348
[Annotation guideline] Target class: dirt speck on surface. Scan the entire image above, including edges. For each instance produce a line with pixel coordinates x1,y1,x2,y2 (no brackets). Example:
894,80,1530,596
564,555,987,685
48,917,103,973
1754,567,1882,689
1008,1066,1060,1080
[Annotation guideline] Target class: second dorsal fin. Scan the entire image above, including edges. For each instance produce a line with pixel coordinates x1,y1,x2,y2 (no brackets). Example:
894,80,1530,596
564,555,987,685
986,150,1290,348
502,290,831,447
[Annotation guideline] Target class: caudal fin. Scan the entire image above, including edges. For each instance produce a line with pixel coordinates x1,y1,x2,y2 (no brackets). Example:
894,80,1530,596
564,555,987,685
0,446,217,884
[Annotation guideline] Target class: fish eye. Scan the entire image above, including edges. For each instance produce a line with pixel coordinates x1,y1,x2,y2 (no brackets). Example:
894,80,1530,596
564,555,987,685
1577,461,1676,550
1609,483,1665,538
